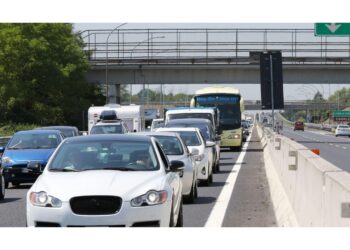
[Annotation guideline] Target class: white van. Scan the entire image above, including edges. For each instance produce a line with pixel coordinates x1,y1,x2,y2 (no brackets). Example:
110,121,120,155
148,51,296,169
88,104,144,133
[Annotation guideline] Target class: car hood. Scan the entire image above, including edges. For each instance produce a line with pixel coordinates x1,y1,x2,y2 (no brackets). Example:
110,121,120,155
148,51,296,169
4,149,55,163
32,170,165,202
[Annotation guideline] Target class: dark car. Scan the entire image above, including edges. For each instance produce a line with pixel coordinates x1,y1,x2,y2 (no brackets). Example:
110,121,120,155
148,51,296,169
294,121,304,131
0,130,64,188
241,120,250,142
0,164,5,199
165,118,221,173
34,126,79,138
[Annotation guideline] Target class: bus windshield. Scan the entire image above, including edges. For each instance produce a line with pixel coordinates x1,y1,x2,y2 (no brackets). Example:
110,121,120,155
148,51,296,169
195,95,241,130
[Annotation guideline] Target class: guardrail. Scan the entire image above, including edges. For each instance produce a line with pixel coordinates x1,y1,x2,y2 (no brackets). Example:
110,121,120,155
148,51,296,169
257,122,350,226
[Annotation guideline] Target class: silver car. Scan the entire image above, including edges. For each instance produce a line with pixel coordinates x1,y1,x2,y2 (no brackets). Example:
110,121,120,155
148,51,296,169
138,131,198,203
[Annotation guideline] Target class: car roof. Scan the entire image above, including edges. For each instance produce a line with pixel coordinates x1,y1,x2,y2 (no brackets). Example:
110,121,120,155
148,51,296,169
94,122,122,126
166,118,211,124
157,127,200,132
137,131,180,138
15,129,62,135
64,134,152,143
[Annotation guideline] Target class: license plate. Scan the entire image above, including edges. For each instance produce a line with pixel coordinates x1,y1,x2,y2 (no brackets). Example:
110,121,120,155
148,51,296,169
21,168,29,173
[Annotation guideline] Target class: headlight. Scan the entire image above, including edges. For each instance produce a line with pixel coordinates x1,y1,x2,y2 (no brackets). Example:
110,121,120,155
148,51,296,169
2,156,14,164
228,134,240,139
131,190,168,207
29,191,62,208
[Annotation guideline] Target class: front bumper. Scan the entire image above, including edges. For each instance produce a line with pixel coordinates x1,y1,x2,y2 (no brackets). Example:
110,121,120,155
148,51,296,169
27,200,172,227
3,167,40,184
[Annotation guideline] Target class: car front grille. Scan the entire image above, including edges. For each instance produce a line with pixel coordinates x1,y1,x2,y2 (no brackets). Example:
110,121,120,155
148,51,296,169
70,196,122,215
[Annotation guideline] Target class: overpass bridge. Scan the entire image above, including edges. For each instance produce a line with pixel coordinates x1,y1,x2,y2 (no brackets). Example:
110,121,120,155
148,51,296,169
80,28,350,102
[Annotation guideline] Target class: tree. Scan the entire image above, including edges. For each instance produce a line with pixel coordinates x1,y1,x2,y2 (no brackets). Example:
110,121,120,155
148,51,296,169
0,23,104,128
329,87,350,107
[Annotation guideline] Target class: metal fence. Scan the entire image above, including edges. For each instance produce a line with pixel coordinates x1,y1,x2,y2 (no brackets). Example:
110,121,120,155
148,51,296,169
79,28,350,65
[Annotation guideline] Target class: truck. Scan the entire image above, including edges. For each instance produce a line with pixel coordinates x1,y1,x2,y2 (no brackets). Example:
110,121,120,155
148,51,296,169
88,104,145,133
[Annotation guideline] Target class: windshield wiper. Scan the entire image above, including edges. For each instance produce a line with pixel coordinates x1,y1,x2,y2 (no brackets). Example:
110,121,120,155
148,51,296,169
83,167,137,171
50,168,81,172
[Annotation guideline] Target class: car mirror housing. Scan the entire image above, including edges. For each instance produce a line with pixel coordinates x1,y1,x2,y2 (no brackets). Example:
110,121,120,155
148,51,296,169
205,141,216,147
190,148,199,156
0,147,4,153
169,160,185,172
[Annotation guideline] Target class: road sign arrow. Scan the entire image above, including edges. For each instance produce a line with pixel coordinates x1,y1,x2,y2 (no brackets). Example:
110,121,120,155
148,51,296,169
325,23,341,33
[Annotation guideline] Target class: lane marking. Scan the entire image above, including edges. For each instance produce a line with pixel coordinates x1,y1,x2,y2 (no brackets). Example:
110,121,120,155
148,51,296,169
335,145,340,148
343,147,347,150
205,133,252,227
330,143,334,146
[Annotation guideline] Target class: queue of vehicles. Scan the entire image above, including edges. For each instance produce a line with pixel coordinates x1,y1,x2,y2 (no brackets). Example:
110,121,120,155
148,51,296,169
1,86,247,227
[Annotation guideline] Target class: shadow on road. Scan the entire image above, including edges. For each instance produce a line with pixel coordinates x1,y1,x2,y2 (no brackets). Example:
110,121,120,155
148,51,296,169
191,196,217,205
243,148,263,152
9,184,32,189
0,198,21,204
216,170,237,174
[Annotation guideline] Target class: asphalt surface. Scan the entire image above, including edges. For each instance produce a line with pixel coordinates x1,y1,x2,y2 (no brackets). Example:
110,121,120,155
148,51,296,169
281,126,350,172
0,127,276,227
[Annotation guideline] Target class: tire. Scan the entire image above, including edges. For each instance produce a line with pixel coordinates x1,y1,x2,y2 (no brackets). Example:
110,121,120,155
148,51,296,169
176,200,183,227
215,162,220,173
0,176,5,200
209,172,213,184
335,135,338,137
11,182,20,188
184,180,196,204
5,181,9,189
194,180,198,199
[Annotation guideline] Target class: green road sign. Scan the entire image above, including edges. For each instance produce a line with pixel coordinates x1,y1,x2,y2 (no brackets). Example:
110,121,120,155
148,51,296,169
333,110,350,117
315,23,350,36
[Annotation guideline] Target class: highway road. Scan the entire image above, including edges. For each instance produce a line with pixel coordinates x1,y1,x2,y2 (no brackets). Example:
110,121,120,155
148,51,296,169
0,128,276,227
281,126,350,172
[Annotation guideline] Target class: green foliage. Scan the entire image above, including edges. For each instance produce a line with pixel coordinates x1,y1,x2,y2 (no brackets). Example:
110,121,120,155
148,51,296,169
328,87,350,107
0,123,38,136
0,23,104,128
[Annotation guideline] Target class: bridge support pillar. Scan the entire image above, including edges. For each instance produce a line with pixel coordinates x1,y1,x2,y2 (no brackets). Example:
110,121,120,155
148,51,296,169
107,83,121,104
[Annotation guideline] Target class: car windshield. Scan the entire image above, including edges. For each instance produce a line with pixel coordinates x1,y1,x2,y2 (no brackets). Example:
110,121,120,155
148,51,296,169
168,113,212,123
8,133,59,149
339,125,349,129
59,128,76,138
175,131,201,146
49,140,159,171
153,136,184,155
152,121,164,129
90,124,122,134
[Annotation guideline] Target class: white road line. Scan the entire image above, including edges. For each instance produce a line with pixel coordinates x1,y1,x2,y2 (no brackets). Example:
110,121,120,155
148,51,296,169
335,145,340,148
343,147,347,150
205,133,251,227
329,143,334,146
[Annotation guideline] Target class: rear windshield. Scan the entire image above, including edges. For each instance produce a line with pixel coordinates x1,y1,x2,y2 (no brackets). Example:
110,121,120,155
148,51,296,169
90,124,122,134
339,125,349,128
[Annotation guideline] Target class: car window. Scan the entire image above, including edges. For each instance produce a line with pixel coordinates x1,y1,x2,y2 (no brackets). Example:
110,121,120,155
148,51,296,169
90,124,123,134
176,131,201,146
155,141,169,169
8,133,59,149
153,136,184,155
49,140,159,171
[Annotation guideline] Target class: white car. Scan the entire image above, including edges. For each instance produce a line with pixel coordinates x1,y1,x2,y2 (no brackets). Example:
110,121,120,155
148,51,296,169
138,131,198,203
157,127,214,186
150,118,165,132
335,125,350,137
26,134,184,227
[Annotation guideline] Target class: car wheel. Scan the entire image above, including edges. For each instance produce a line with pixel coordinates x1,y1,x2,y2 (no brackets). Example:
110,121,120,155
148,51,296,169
335,135,338,137
209,172,213,184
194,180,198,199
0,176,5,200
176,200,183,227
11,182,20,188
184,181,196,204
215,162,220,172
5,181,9,189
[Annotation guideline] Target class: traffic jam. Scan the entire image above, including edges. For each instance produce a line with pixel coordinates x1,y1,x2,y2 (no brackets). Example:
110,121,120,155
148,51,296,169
0,86,253,227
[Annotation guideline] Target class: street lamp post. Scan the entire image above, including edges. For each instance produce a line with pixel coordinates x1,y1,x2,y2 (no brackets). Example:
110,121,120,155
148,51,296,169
105,23,127,104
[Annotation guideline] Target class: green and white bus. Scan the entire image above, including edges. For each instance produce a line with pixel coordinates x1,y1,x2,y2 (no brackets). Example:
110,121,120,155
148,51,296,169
190,86,244,151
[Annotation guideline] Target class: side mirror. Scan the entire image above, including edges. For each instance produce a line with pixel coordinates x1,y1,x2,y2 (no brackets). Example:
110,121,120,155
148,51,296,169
27,162,41,172
190,148,199,156
215,135,221,141
169,160,185,172
0,147,4,153
205,141,216,147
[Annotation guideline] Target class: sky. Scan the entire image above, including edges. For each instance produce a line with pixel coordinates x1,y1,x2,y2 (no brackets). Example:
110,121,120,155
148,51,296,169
74,23,349,101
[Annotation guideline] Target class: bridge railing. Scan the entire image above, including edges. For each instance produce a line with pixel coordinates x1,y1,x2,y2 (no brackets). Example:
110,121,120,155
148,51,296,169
79,28,350,65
